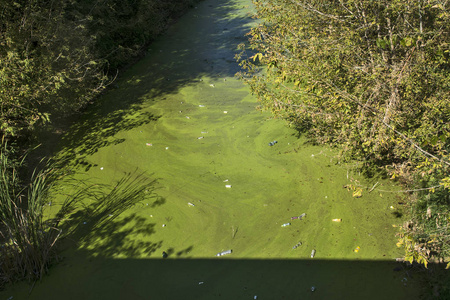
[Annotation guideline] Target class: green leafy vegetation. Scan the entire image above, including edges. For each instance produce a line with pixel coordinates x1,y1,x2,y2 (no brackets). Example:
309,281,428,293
0,0,199,140
237,0,449,268
0,0,198,288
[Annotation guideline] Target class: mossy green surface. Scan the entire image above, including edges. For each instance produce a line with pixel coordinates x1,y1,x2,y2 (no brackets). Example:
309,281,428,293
0,0,422,299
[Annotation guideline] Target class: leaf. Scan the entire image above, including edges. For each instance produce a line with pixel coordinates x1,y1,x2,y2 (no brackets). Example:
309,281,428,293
252,53,263,62
352,187,362,198
405,255,414,264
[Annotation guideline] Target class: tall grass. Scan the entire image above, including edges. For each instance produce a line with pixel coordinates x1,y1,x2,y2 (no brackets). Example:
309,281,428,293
0,142,68,289
0,140,159,290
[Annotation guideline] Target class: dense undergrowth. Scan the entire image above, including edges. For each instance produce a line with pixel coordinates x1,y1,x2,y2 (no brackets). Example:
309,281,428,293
0,0,199,289
237,0,450,272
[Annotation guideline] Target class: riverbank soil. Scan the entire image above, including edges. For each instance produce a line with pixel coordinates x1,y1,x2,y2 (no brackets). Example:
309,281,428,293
1,0,424,299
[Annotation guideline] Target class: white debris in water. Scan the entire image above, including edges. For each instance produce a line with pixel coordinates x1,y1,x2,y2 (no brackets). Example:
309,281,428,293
225,185,232,188
198,282,204,285
197,136,204,139
223,111,228,114
188,202,195,207
100,167,104,170
209,84,215,87
199,105,205,107
165,147,169,150
162,224,166,227
223,179,229,182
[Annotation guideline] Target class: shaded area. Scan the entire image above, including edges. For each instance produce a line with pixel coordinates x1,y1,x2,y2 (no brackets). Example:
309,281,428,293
2,255,433,300
38,0,255,169
53,171,166,258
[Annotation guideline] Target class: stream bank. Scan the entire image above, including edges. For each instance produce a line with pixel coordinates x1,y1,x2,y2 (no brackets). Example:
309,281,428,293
0,0,422,299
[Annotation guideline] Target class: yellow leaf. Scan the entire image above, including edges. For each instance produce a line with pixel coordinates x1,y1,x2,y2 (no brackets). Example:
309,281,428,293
405,255,414,264
252,53,263,62
446,262,450,270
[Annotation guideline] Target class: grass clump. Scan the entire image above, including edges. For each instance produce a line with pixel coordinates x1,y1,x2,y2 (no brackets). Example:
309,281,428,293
0,141,67,289
0,137,158,290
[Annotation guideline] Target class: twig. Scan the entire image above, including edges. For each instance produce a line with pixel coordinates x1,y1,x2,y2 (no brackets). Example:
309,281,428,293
369,182,379,193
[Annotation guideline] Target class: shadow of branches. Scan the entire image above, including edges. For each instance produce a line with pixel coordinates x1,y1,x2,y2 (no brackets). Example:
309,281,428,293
36,0,255,169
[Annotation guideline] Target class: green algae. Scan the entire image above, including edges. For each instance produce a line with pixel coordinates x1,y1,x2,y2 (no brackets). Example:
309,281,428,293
0,0,423,299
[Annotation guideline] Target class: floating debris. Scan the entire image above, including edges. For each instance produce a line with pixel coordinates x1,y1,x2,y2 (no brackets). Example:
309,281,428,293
354,246,361,253
223,111,228,114
146,143,153,146
210,84,215,87
199,105,205,107
162,224,166,227
281,223,291,227
292,213,306,220
188,202,195,207
268,140,278,146
197,136,204,139
201,131,209,134
100,167,104,170
332,218,342,222
311,249,316,258
216,249,232,256
199,281,204,285
311,286,316,292
165,147,169,150
292,242,302,249
223,179,229,182
186,116,190,119
225,185,232,188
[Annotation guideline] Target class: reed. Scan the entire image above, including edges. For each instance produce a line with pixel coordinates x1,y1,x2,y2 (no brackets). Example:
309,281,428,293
0,142,68,289
0,138,157,289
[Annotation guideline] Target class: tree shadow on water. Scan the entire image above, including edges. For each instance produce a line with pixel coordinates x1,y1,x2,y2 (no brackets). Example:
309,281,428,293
42,0,255,169
53,108,161,170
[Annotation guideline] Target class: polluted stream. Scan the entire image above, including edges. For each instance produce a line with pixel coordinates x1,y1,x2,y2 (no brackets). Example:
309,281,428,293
1,0,422,299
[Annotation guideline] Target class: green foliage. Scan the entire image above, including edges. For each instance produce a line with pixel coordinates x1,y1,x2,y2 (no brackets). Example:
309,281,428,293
0,0,107,138
0,0,199,139
0,140,64,287
238,0,450,266
0,0,197,286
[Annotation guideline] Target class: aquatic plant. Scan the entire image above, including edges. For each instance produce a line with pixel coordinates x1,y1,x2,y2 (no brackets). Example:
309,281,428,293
0,138,158,289
0,141,64,289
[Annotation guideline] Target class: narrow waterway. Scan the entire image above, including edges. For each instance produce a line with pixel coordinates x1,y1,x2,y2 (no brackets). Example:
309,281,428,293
1,0,421,299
